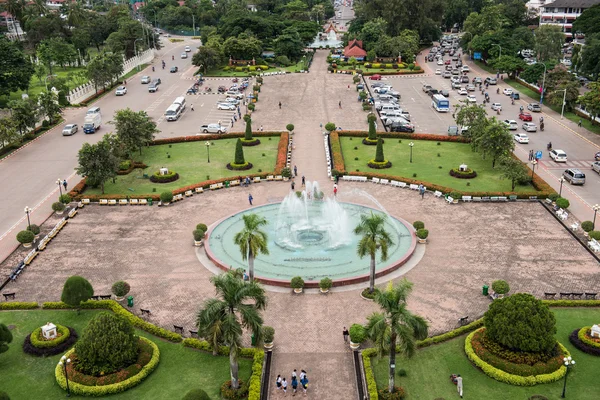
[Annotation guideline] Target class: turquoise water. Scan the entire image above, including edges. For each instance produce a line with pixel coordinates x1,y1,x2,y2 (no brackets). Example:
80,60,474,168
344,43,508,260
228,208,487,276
207,202,413,281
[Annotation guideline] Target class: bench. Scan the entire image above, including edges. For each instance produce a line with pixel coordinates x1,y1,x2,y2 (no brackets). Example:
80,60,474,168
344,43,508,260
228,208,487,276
100,295,111,300
585,292,597,300
559,292,572,299
380,179,389,185
398,182,407,188
545,198,553,204
90,295,99,301
195,187,204,194
490,196,499,202
24,250,38,265
253,177,261,183
119,199,128,205
3,292,15,300
82,199,90,205
275,175,283,181
462,196,472,202
434,191,443,198
266,175,274,181
571,222,579,231
544,292,557,299
139,199,148,205
77,201,84,208
175,194,184,201
37,236,50,251
529,196,538,201
140,309,151,316
509,195,518,201
130,199,139,205
372,178,380,184
498,196,508,202
473,197,482,202
108,199,117,206
446,196,454,204
99,199,108,205
189,330,198,338
356,176,368,182
572,292,583,299
409,184,419,190
185,190,193,197
230,180,240,187
68,208,78,218
482,197,490,202
588,239,600,252
173,325,184,334
458,316,469,326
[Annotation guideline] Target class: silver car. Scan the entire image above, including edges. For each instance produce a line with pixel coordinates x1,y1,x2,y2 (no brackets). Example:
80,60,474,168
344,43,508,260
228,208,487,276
62,124,78,136
141,76,151,84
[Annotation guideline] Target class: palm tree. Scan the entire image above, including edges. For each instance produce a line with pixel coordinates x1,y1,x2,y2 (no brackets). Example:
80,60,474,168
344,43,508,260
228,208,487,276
354,212,393,293
196,271,267,390
366,280,428,394
233,213,269,282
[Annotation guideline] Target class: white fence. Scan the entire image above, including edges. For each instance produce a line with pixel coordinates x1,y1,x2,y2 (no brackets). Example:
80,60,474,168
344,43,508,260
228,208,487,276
66,49,155,105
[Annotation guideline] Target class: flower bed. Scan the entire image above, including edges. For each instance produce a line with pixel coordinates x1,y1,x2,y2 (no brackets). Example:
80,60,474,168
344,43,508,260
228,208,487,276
240,138,261,146
55,336,159,396
368,160,392,169
149,171,179,183
449,168,477,179
569,328,600,356
221,379,248,400
150,132,282,146
226,162,253,171
378,386,406,399
465,328,567,386
329,131,346,173
274,131,289,174
30,324,71,348
23,326,78,357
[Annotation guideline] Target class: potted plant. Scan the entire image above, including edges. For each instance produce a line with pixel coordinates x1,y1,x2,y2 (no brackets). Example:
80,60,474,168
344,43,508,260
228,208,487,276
193,229,205,246
291,276,304,294
160,191,174,205
111,280,131,301
27,224,41,240
262,326,275,350
59,194,71,204
281,167,292,181
16,230,35,248
582,220,594,236
349,323,366,350
52,201,65,215
416,228,429,244
555,197,570,210
412,221,425,231
491,280,510,299
286,123,294,134
319,277,333,294
449,191,461,204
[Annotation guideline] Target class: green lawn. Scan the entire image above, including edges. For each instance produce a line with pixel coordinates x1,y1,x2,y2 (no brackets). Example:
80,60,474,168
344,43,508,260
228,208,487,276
340,138,535,193
371,308,600,399
0,310,252,399
84,138,279,196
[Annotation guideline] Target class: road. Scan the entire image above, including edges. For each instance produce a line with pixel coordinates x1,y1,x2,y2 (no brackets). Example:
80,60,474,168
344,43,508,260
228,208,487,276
0,36,245,262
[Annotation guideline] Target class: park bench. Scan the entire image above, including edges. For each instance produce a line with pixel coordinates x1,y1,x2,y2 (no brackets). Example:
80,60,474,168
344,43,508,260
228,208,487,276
588,239,600,253
90,295,100,301
445,196,454,204
189,330,198,338
119,199,128,205
108,199,117,206
67,208,78,218
372,178,380,184
545,198,553,204
572,293,583,299
98,295,111,300
509,195,518,201
275,175,283,181
560,292,572,299
409,184,419,190
230,180,240,187
139,199,148,205
3,292,16,300
130,199,139,205
173,325,184,334
24,249,38,266
99,199,108,205
434,191,443,198
397,182,407,188
461,196,472,202
571,222,579,231
77,201,84,208
253,177,261,183
37,235,50,251
490,196,499,202
356,176,368,182
544,292,557,299
185,190,193,197
82,199,90,205
266,175,274,181
380,179,389,185
585,293,597,300
482,197,490,202
195,187,204,194
473,197,482,202
498,196,508,202
140,309,151,316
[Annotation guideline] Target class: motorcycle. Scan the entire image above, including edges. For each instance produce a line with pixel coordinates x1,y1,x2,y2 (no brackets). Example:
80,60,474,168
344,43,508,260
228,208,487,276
511,99,514,105
204,87,212,92
152,66,155,72
232,78,239,83
547,142,552,150
540,122,545,131
496,88,500,94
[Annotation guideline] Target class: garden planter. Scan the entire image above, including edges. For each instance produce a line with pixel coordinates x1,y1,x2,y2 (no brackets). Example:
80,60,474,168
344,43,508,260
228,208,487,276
115,296,124,301
293,288,303,294
283,177,289,181
349,341,360,350
55,210,64,215
452,199,459,204
22,242,33,248
319,288,330,294
418,238,427,244
163,202,170,206
194,240,203,247
264,342,274,351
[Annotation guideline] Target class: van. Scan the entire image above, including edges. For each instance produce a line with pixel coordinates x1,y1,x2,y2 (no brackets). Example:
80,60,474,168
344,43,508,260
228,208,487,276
86,107,101,116
165,104,182,121
377,94,394,102
562,168,585,185
173,96,186,110
148,79,161,93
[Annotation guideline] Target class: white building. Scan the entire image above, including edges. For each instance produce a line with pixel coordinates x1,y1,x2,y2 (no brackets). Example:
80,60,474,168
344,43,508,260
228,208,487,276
539,0,600,39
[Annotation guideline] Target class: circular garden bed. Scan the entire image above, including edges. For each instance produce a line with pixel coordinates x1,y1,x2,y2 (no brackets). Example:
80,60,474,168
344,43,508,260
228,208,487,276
150,170,179,183
55,336,159,396
368,159,392,169
465,328,568,385
23,325,78,357
240,138,261,146
226,162,253,171
449,168,477,179
569,327,600,356
362,138,381,145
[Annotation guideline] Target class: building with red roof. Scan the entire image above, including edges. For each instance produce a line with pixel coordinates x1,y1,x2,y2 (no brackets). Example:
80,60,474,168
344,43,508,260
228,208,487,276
343,39,367,60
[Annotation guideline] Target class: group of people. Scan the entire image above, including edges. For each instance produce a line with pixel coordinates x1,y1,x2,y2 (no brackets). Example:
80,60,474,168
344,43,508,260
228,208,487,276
276,369,308,396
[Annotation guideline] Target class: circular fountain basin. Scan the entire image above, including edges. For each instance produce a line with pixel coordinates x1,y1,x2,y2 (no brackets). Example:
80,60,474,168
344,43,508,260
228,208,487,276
205,201,416,287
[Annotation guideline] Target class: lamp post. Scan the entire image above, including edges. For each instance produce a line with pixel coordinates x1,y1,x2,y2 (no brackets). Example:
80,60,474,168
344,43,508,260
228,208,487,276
539,62,548,104
559,176,565,197
56,179,63,198
409,141,414,163
44,74,58,91
531,159,538,179
205,141,211,163
58,355,72,397
134,38,143,71
554,89,567,119
593,204,600,229
24,206,32,231
560,356,575,398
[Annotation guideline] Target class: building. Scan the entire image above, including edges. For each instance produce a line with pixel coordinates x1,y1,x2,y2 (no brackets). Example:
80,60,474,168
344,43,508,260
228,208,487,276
539,0,600,39
343,39,367,60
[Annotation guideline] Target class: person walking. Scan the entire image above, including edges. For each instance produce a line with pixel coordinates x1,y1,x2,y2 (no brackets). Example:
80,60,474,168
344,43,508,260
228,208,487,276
62,179,68,191
294,165,298,176
291,375,298,396
339,100,342,109
418,184,425,199
301,175,305,187
300,374,308,396
292,369,297,380
291,180,295,191
279,101,282,109
456,374,463,398
282,378,288,395
260,125,264,132
578,119,583,128
191,104,194,111
333,184,338,197
248,194,253,206
343,326,349,342
276,375,282,391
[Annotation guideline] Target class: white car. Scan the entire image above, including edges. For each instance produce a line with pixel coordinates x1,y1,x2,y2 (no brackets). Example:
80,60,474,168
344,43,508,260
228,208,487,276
200,124,228,134
461,65,470,72
62,124,78,136
458,88,468,95
466,94,477,103
549,149,568,162
225,97,240,105
141,76,151,84
115,86,127,96
504,120,518,130
217,102,236,110
435,69,441,75
503,88,513,96
181,52,187,59
437,59,444,65
491,103,502,111
185,45,191,52
514,133,529,143
522,122,537,132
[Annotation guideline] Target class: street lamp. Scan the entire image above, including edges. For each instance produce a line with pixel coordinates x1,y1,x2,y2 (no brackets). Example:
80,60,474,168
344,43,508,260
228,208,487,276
44,74,58,91
58,355,72,397
593,204,600,229
205,141,211,163
561,356,575,398
554,88,567,119
559,176,565,197
531,159,538,179
539,62,548,104
134,38,144,71
24,206,32,231
409,142,414,163
56,179,63,198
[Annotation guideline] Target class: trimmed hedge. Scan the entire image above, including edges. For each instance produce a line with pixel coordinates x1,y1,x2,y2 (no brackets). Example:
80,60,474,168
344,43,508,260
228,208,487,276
42,301,183,343
226,162,253,171
368,160,392,169
55,336,159,396
569,328,600,356
542,300,600,307
23,326,78,357
150,171,179,183
0,302,39,310
449,168,477,179
330,131,346,173
465,329,567,386
415,318,484,349
578,326,600,349
30,324,70,348
362,348,379,400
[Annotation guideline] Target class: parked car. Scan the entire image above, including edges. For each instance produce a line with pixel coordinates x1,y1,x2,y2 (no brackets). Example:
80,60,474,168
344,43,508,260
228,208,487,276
225,97,240,105
62,124,78,136
549,149,568,162
115,86,127,96
522,122,537,132
563,168,585,185
514,133,529,143
369,74,382,80
371,82,385,88
390,122,415,133
592,161,600,174
201,124,228,134
141,76,151,84
217,102,236,110
527,103,542,112
519,112,532,121
491,102,502,111
170,66,178,73
504,120,518,130
461,65,470,72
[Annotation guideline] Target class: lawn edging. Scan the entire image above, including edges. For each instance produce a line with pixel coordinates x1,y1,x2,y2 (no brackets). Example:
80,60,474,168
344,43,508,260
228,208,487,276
0,301,39,310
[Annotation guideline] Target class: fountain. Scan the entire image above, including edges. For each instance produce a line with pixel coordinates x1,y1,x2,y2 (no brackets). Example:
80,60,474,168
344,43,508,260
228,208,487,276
205,182,416,287
310,30,342,48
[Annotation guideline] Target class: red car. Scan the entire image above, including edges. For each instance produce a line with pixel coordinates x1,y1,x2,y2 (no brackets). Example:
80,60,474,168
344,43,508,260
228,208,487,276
370,74,382,80
519,112,532,121
444,59,451,65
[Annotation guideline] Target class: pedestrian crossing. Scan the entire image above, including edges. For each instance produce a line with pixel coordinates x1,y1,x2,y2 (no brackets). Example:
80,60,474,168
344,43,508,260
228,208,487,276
539,160,594,169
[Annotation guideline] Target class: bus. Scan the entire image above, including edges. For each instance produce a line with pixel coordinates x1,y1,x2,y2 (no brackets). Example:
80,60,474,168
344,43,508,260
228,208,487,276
432,94,450,112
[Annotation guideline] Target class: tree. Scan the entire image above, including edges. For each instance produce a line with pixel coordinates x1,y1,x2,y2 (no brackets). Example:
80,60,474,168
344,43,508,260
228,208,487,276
484,293,556,353
61,275,94,312
86,52,113,93
544,65,580,110
578,82,600,121
223,33,262,60
34,64,47,85
354,212,394,293
360,17,388,49
0,37,35,97
105,18,145,58
0,323,13,356
368,119,377,141
113,108,158,157
519,61,557,86
196,272,266,389
572,4,600,37
37,37,77,74
499,156,530,190
192,47,221,74
75,312,138,375
375,137,385,162
37,91,62,125
365,280,428,394
233,213,269,282
8,98,38,135
489,56,525,78
0,118,19,151
442,0,469,31
475,119,514,168
244,117,253,141
273,27,304,61
534,25,564,61
454,103,489,148
234,138,245,165
76,135,120,194
579,35,600,80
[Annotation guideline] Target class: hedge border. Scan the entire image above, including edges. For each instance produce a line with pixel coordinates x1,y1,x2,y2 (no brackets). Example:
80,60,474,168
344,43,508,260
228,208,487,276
465,328,568,386
29,324,70,348
23,326,78,357
577,326,600,349
55,336,160,396
569,328,600,356
362,348,379,400
0,302,39,310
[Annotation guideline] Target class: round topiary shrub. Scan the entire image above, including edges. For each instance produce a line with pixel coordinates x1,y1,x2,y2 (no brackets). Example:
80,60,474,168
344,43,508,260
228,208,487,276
589,231,600,240
111,281,131,298
160,191,174,203
150,170,179,183
183,388,211,400
61,276,94,310
324,122,336,132
286,124,294,132
27,224,40,235
449,168,477,179
413,221,425,230
483,293,556,353
52,202,66,213
416,229,429,240
319,277,333,291
59,194,72,204
349,324,366,343
16,230,35,244
75,312,138,375
193,229,205,241
491,280,510,295
582,221,594,232
196,223,208,232
262,326,275,343
548,193,559,202
555,197,570,209
291,276,304,289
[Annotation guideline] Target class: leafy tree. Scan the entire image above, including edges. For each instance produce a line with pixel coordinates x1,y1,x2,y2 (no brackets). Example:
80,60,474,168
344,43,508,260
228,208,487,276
454,103,489,147
113,108,158,157
0,37,34,97
375,138,385,162
572,4,600,37
244,118,253,141
511,26,535,53
354,212,394,293
61,275,94,312
368,119,377,141
86,52,113,92
76,135,120,194
192,47,221,74
475,119,514,168
463,5,507,38
196,272,266,388
234,138,245,165
544,65,580,110
489,55,525,78
233,213,269,282
223,33,262,60
0,118,20,151
105,18,145,58
580,35,600,80
360,17,388,49
75,312,138,375
274,27,304,61
23,13,66,49
37,37,77,74
8,98,38,135
365,280,428,394
0,323,13,356
484,293,556,353
519,61,557,86
442,0,469,31
499,156,530,190
37,91,62,124
534,25,564,61
34,64,47,85
578,82,600,121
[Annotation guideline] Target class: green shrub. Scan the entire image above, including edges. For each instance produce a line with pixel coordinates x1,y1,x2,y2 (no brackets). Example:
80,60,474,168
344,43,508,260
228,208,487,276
281,167,292,178
413,221,425,230
193,229,205,241
588,231,600,240
416,229,429,239
111,281,131,297
75,312,138,375
0,323,14,355
319,277,333,290
247,103,255,111
27,224,40,235
183,389,211,400
324,122,336,132
491,280,510,295
290,276,304,289
0,302,39,310
52,202,65,212
223,66,230,71
234,138,245,165
196,223,208,232
414,66,421,71
449,191,461,199
362,349,379,399
555,197,570,209
349,323,366,343
16,230,35,244
160,191,174,203
150,170,179,183
286,123,294,132
262,326,275,343
235,67,243,72
0,391,9,400
397,368,407,377
119,160,131,171
61,276,94,309
582,220,594,232
30,324,70,348
221,379,249,400
548,193,559,201
59,194,71,204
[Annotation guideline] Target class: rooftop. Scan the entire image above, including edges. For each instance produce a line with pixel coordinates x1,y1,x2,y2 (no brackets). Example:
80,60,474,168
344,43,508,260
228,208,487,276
543,0,600,8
